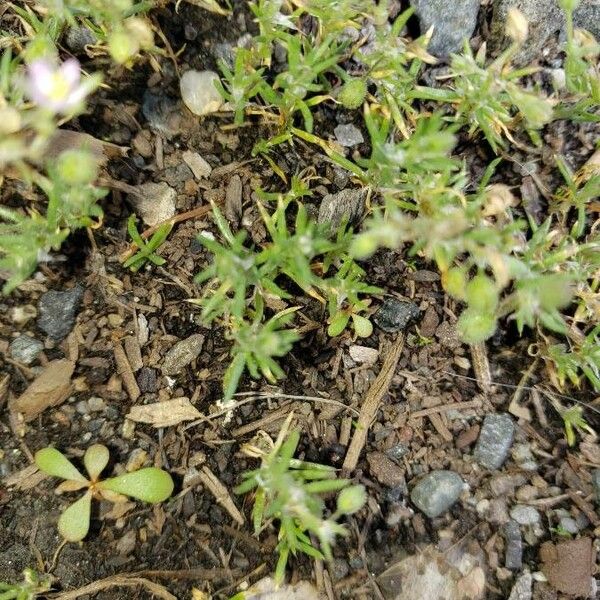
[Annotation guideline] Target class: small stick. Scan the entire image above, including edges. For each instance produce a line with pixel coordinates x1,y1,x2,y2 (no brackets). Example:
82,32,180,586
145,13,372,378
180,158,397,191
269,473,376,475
113,341,140,401
123,335,143,372
408,399,482,420
342,334,405,475
199,466,245,526
470,342,491,392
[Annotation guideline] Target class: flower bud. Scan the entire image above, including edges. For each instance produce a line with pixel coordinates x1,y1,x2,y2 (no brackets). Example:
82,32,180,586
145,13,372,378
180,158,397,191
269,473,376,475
337,484,366,515
338,78,367,110
56,149,98,185
506,8,528,45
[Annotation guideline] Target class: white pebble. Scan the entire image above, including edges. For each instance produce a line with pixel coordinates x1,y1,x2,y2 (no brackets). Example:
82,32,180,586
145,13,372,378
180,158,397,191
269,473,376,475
180,70,223,116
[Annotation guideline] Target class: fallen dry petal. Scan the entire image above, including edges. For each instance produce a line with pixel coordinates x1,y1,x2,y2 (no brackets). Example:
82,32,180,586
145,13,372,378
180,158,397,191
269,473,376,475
9,359,74,422
540,537,595,597
126,397,202,427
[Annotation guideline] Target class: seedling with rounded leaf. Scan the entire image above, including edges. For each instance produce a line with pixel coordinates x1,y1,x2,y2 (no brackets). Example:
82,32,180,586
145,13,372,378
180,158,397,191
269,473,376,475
0,568,52,600
35,444,174,542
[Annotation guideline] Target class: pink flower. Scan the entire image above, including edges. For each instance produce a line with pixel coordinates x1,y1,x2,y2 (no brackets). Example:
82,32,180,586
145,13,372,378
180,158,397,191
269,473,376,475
25,58,91,113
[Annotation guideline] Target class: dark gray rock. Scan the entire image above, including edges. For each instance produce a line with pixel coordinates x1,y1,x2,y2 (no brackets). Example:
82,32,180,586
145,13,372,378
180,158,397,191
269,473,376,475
161,334,205,376
142,90,181,136
373,298,420,332
474,413,515,469
37,285,83,341
410,0,480,58
491,0,564,65
318,188,366,232
386,443,410,461
9,336,43,365
65,26,97,53
410,470,464,518
137,367,158,393
504,520,523,570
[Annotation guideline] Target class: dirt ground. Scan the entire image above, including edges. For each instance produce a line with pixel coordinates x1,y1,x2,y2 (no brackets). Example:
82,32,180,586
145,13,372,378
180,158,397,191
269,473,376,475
1,2,600,599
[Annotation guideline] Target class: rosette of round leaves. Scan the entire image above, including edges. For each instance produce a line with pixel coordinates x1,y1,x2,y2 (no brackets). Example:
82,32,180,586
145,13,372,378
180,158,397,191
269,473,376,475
35,444,174,542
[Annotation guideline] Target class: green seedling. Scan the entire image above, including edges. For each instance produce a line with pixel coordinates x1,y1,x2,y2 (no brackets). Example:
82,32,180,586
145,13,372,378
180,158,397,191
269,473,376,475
560,405,595,447
0,569,52,600
122,214,173,272
35,444,174,542
236,417,366,585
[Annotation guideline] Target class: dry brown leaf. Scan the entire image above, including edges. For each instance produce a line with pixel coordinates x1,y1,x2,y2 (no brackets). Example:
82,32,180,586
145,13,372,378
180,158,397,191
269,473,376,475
9,359,74,422
4,464,47,491
126,397,201,427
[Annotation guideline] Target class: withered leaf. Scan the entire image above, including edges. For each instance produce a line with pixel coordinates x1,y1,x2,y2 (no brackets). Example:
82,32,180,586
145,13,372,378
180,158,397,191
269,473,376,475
126,397,201,427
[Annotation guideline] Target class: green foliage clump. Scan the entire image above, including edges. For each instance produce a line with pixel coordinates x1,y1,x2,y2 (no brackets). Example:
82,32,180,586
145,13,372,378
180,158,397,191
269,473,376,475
236,419,366,584
193,177,379,402
35,445,174,542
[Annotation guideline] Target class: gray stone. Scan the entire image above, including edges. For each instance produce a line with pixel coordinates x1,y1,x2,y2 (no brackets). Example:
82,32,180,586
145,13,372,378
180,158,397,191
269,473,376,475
9,336,43,365
330,558,350,582
509,504,541,526
373,298,420,333
474,413,515,469
142,90,181,137
367,452,406,487
558,516,579,534
318,188,366,232
161,334,205,376
410,0,480,58
504,520,523,570
508,571,532,600
386,443,410,461
592,469,600,504
491,0,564,65
180,70,224,116
128,182,176,227
37,285,83,341
334,123,364,147
410,470,464,518
574,2,600,42
87,397,106,412
137,367,158,393
65,26,97,53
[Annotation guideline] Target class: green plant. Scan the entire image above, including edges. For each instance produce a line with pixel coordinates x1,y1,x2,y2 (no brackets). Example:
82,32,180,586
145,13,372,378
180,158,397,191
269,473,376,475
35,445,174,542
193,178,379,401
559,405,595,447
122,214,173,272
236,418,366,584
0,569,52,600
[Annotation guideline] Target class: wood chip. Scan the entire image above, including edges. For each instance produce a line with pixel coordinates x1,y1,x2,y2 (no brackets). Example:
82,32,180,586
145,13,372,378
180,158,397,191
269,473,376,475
0,374,9,408
126,397,201,427
114,341,140,401
50,574,176,600
198,465,245,525
9,359,74,422
4,464,47,491
123,335,144,372
470,342,491,392
428,412,453,442
342,334,404,475
224,174,243,225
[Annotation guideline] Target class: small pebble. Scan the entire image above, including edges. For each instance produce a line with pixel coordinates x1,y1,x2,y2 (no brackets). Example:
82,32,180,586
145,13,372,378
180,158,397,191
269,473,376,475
318,188,366,232
87,397,106,412
510,505,541,526
137,367,158,393
334,123,364,147
474,413,515,470
348,345,378,365
373,298,420,333
180,70,223,116
386,443,409,461
504,520,523,570
37,285,83,341
410,470,464,518
9,336,43,365
128,182,176,227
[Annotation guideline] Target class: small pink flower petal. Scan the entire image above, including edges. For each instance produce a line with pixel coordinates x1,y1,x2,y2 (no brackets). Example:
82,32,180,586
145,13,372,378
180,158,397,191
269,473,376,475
60,58,81,87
